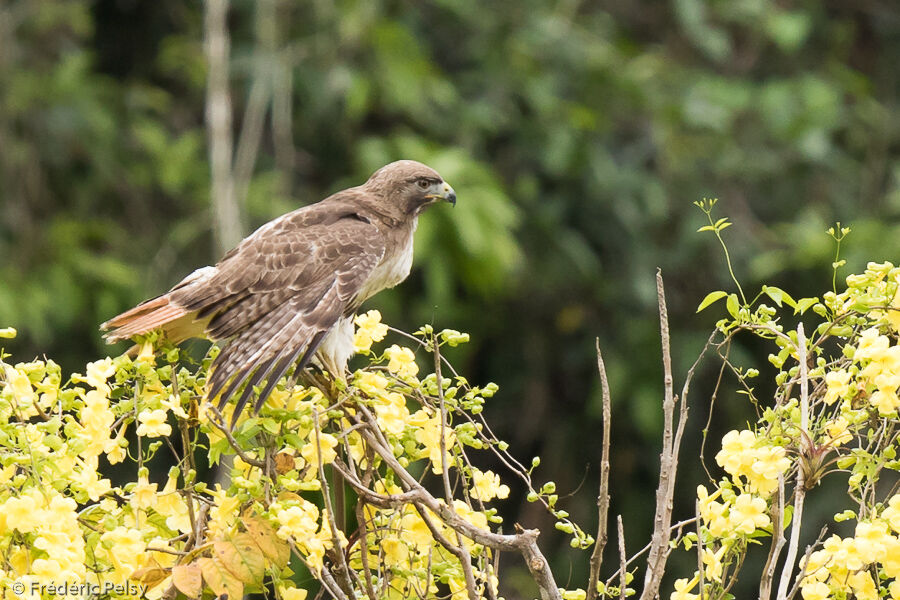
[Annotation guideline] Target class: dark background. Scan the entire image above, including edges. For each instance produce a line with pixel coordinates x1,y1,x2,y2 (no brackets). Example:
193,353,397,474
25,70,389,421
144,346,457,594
2,0,899,596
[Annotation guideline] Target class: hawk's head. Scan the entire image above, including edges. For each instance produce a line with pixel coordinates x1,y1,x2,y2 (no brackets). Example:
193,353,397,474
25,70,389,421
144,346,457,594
365,160,456,216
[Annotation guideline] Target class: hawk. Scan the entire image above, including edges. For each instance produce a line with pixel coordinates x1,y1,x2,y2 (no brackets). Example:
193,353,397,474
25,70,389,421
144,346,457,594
102,160,456,422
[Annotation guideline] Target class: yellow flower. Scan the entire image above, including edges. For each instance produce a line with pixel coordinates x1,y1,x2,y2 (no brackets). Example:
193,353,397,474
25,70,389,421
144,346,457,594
136,409,172,437
399,508,436,553
275,501,320,540
890,580,900,600
354,310,388,353
701,546,726,582
697,486,730,538
414,413,457,475
384,344,419,380
670,576,699,600
729,493,770,534
856,327,890,361
85,357,116,393
100,526,146,574
356,371,390,397
374,391,411,436
157,473,192,533
300,432,339,468
6,366,35,407
161,394,189,419
208,485,242,536
470,469,510,502
824,417,852,446
279,587,309,600
715,429,757,477
3,494,44,533
848,570,877,600
382,538,410,567
881,536,900,578
823,369,851,404
823,534,863,572
131,474,158,510
853,520,889,561
30,558,62,585
72,457,112,501
871,388,900,415
747,445,791,496
451,500,488,553
105,425,128,465
883,495,900,533
800,581,831,600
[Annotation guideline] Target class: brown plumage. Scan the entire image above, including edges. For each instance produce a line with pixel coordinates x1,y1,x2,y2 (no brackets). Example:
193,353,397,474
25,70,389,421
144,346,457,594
102,160,456,424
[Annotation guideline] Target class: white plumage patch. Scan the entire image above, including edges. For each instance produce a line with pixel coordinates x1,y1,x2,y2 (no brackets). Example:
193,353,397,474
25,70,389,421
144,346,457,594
315,315,356,375
357,219,416,303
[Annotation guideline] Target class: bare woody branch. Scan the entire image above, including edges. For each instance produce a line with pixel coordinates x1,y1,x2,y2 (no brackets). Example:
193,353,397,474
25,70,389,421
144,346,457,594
640,269,680,600
352,406,562,600
587,339,612,600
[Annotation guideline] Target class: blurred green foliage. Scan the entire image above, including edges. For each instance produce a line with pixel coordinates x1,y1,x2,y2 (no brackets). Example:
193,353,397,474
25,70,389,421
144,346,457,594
1,0,898,596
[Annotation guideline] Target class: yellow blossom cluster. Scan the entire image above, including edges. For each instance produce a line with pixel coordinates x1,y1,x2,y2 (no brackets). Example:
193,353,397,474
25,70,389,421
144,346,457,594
0,314,514,600
799,507,900,600
714,429,791,495
353,309,389,353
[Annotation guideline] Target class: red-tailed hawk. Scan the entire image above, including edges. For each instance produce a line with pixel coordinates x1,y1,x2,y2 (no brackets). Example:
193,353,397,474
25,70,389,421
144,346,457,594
102,160,456,422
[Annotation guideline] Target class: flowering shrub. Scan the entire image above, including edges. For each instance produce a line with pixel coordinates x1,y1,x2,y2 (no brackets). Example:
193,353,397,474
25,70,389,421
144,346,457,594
4,208,900,600
0,311,585,600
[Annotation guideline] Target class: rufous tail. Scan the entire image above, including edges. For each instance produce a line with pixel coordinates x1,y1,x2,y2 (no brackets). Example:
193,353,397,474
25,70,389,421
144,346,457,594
101,295,191,343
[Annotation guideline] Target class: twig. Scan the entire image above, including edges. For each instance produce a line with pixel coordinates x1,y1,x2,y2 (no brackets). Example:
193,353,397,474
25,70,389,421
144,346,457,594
617,516,627,600
587,340,612,600
603,518,698,586
695,499,704,600
311,408,354,595
640,269,681,600
433,333,456,504
354,498,378,600
318,566,350,600
786,527,828,600
760,474,786,600
776,324,809,600
205,405,265,468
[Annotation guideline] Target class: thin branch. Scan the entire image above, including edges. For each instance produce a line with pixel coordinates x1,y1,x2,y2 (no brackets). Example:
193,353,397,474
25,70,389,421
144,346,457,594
640,269,680,600
760,474,786,600
617,516,627,600
695,499,704,600
205,406,265,468
776,324,809,600
587,340,612,600
313,409,354,596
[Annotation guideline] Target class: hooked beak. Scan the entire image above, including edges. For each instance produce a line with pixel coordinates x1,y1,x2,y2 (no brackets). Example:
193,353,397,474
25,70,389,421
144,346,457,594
427,181,457,207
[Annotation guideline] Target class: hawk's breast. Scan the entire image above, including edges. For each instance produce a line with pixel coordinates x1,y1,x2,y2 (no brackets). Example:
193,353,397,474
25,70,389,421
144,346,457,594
355,219,416,304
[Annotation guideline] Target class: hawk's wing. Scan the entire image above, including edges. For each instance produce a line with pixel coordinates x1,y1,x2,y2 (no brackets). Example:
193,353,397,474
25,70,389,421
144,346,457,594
174,199,386,421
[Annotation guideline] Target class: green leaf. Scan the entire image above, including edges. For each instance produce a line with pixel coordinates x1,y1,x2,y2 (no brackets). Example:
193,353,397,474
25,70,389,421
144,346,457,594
726,293,740,318
762,285,796,308
697,290,728,312
794,297,818,315
782,505,793,530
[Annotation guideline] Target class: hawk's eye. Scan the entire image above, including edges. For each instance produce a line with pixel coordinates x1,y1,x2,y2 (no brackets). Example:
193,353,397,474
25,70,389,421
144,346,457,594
416,178,431,190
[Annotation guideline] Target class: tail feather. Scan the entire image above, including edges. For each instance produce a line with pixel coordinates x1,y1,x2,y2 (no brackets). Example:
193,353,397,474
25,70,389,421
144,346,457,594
101,295,192,343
